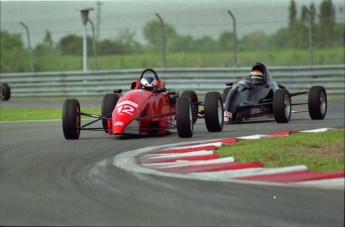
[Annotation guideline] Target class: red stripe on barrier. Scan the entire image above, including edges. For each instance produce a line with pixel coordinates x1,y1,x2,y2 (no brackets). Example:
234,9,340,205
237,170,345,183
266,131,292,136
153,145,217,154
218,138,238,144
142,154,219,164
158,162,263,174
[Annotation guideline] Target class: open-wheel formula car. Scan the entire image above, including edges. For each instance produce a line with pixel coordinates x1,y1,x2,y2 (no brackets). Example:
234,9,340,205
223,62,327,123
62,68,224,139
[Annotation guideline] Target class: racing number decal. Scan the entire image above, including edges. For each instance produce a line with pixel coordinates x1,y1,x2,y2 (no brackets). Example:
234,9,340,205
117,105,135,115
115,101,139,116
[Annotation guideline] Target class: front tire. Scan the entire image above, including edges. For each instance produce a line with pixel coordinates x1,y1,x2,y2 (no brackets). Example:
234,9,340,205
62,99,81,139
102,93,120,133
204,92,224,132
176,96,193,138
273,89,291,123
308,86,327,120
180,90,198,124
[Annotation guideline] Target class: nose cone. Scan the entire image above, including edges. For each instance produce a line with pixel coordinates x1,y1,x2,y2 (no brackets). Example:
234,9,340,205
111,90,151,135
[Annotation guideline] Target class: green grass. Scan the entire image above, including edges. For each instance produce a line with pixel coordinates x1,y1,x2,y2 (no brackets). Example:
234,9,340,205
216,130,345,171
0,108,101,121
27,47,345,72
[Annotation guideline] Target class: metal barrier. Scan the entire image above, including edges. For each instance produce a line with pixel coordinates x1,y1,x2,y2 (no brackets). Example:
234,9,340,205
0,65,344,98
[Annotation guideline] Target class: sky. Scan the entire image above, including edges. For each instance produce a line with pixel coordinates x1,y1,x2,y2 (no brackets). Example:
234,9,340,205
1,0,344,47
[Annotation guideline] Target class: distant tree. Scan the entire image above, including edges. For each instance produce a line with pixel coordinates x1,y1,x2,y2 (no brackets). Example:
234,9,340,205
318,0,336,47
309,2,317,27
143,20,177,50
288,0,301,48
238,31,269,51
168,35,195,52
43,30,53,49
35,30,55,56
0,30,27,72
96,29,142,55
117,28,142,53
269,28,291,49
218,32,234,52
193,35,218,52
58,34,92,55
289,0,297,30
97,39,127,55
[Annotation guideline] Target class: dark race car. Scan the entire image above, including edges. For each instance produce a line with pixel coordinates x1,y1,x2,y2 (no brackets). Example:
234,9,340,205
62,68,224,139
223,62,327,123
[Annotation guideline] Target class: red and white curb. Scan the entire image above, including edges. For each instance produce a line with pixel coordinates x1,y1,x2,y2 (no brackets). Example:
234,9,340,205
113,128,344,190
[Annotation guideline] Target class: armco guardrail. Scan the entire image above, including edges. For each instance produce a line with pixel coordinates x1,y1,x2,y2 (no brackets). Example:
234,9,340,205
0,65,344,98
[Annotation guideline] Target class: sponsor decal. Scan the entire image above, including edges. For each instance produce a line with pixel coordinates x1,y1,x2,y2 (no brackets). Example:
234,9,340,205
224,111,232,122
224,111,232,118
114,122,124,126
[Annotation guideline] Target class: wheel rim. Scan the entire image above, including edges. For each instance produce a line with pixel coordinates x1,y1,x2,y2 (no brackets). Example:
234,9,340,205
217,99,222,125
284,95,291,118
189,106,193,131
320,92,326,114
76,104,81,135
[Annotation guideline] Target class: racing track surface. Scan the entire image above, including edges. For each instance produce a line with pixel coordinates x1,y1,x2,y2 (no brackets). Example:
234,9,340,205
0,98,344,226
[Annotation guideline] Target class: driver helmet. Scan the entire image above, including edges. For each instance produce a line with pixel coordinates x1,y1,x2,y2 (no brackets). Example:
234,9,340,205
140,72,157,91
249,70,264,84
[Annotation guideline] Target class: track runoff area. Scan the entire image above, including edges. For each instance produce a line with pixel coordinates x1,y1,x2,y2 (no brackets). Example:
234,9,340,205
114,128,344,190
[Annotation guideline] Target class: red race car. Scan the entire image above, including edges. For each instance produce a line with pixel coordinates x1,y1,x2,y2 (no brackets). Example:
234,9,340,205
62,68,224,139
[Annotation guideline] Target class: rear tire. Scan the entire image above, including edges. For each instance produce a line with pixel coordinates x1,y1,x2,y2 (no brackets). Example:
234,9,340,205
222,87,231,103
204,92,224,132
273,89,291,123
308,86,327,120
1,83,11,101
176,96,193,138
180,90,198,124
62,99,81,139
102,93,120,133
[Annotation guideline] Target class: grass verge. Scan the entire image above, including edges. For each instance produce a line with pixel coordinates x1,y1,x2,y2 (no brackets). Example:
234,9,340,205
0,108,101,121
216,130,345,172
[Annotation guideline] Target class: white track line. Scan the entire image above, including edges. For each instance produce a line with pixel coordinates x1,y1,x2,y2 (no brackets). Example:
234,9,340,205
141,150,214,160
189,165,308,178
294,178,345,187
163,142,223,150
143,157,235,168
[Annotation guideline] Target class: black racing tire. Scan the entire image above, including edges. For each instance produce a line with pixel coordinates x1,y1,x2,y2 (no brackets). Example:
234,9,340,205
204,92,224,132
1,83,11,101
308,86,327,120
273,89,291,123
176,96,193,138
222,87,231,103
180,90,198,124
62,99,81,139
102,93,120,133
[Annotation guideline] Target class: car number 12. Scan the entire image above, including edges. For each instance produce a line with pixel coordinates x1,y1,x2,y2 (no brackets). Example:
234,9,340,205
115,101,139,116
117,105,135,115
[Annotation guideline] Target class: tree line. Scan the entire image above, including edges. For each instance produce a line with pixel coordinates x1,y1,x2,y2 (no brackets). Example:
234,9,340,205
0,0,343,72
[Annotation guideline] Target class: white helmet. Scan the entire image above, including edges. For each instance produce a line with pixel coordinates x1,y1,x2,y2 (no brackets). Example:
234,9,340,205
249,70,264,84
140,72,158,91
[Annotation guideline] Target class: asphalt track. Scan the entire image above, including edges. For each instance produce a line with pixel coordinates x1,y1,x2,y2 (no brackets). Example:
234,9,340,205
0,97,344,226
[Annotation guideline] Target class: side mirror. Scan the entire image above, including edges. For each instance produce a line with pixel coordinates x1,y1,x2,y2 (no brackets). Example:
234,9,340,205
226,82,233,86
113,89,122,94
